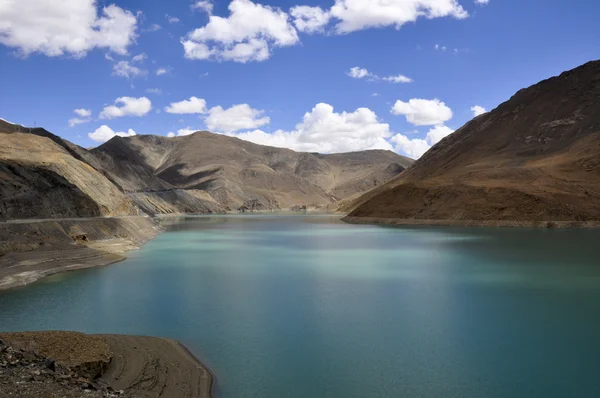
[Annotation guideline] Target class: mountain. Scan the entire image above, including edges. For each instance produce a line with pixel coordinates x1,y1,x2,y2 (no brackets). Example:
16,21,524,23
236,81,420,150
0,120,413,219
90,132,411,212
0,124,139,220
347,60,600,226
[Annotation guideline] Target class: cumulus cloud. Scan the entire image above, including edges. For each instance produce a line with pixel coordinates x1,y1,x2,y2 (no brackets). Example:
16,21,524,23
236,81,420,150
224,103,395,153
100,97,152,119
155,68,169,76
290,6,331,33
182,0,299,62
391,98,453,126
88,125,136,142
68,108,92,127
165,97,207,114
347,67,371,79
434,44,447,51
475,0,489,4
330,0,468,33
180,0,470,62
112,61,148,79
0,1,137,57
471,105,487,117
382,74,413,83
390,125,454,158
74,108,92,118
205,104,270,132
192,1,214,14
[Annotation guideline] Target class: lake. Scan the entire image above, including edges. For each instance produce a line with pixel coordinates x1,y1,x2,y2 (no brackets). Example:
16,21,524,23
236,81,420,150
1,215,600,397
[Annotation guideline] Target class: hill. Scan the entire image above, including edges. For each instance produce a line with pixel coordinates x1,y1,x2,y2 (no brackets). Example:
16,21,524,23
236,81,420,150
347,60,600,226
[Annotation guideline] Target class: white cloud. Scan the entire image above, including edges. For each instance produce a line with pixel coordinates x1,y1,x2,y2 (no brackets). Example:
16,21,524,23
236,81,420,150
390,125,454,158
68,108,92,127
68,118,89,127
348,67,371,79
156,68,169,76
434,44,447,51
389,134,430,158
100,97,152,119
471,105,486,117
0,1,137,57
74,108,92,117
391,98,453,126
168,127,197,137
192,1,214,14
88,125,136,142
165,97,207,114
290,6,331,33
425,124,454,144
166,14,180,23
475,0,489,4
348,67,412,83
330,0,468,34
112,61,148,79
146,88,162,94
382,74,413,83
205,104,270,132
225,103,394,153
182,0,299,62
144,24,161,32
132,53,147,62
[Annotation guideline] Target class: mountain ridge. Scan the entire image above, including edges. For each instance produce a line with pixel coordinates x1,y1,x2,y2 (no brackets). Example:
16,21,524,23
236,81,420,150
0,121,413,219
347,60,600,225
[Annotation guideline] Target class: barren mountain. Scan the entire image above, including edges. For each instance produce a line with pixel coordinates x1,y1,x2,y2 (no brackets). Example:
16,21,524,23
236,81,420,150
347,60,600,225
0,120,412,218
0,126,139,220
90,131,413,212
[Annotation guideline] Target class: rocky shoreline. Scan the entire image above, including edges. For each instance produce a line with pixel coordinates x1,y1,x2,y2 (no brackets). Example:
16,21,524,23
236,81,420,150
0,331,212,398
0,216,163,290
343,216,600,228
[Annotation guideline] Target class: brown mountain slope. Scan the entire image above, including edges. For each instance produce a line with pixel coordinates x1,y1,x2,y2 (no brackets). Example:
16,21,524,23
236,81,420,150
0,119,413,217
93,131,413,211
0,131,139,220
347,60,600,225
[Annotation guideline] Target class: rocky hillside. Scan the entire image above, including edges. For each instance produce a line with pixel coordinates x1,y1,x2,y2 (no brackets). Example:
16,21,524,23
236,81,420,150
0,120,412,217
0,128,139,220
347,60,600,225
91,132,412,212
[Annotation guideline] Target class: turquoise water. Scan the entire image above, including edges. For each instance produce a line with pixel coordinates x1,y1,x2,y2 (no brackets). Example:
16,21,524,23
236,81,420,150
2,215,600,397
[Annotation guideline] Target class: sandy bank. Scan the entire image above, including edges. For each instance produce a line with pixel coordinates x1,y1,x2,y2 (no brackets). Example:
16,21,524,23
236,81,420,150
0,216,163,290
0,331,212,398
343,216,600,228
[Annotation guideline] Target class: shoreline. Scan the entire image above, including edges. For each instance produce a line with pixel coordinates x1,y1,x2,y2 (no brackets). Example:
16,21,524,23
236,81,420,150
0,331,213,398
343,216,600,228
0,216,163,291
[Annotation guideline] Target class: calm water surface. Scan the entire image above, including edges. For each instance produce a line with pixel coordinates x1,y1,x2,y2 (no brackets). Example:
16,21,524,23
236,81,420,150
2,215,600,397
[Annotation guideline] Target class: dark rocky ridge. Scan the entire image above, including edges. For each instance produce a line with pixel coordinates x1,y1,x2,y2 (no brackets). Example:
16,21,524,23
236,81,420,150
347,60,600,225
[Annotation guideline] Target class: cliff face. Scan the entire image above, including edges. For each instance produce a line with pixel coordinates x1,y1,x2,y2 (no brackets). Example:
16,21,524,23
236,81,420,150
348,60,600,224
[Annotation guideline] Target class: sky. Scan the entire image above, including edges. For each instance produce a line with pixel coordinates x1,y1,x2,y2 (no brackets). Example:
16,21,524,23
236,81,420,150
0,0,599,159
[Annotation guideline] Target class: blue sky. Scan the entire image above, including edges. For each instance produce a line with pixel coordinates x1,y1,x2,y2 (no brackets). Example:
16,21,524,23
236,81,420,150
1,0,598,158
